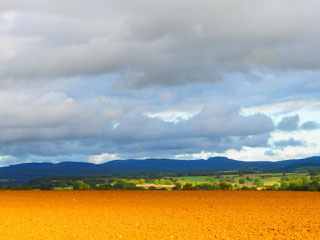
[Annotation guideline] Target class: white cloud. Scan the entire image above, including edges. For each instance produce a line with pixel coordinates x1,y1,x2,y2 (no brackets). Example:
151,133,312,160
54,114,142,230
144,110,200,123
242,100,320,116
0,36,38,61
88,153,120,164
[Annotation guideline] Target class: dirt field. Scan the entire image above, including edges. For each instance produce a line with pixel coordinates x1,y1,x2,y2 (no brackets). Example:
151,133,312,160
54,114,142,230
0,191,319,240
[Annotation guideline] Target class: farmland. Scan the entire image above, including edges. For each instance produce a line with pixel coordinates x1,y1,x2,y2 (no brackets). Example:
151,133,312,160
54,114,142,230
174,172,310,188
3,170,319,191
0,191,319,239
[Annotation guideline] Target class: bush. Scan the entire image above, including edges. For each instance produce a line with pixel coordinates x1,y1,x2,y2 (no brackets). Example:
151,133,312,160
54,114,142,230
307,186,318,191
182,183,195,190
73,181,90,190
254,179,264,187
164,179,174,185
40,183,55,190
264,184,278,191
195,183,220,190
0,185,33,190
20,185,33,190
97,184,112,190
123,182,138,190
112,179,128,190
238,178,246,184
112,179,138,190
139,179,146,184
219,182,233,190
172,182,182,190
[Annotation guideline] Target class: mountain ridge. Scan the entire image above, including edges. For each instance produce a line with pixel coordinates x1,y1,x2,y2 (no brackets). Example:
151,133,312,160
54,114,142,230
1,156,320,185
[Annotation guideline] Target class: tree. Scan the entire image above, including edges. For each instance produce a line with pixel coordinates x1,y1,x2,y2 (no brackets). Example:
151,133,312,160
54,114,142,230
97,184,112,190
238,178,245,184
139,179,146,184
112,179,138,190
219,182,233,190
20,185,33,190
164,179,173,185
309,170,318,177
264,184,278,191
254,179,264,187
60,182,68,188
280,181,289,190
40,183,54,190
123,182,138,190
154,179,160,185
182,183,195,190
112,179,129,190
73,181,90,190
80,183,91,190
195,183,220,190
172,182,182,190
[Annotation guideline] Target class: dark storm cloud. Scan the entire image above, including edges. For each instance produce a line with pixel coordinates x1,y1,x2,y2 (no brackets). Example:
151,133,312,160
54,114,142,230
1,0,320,87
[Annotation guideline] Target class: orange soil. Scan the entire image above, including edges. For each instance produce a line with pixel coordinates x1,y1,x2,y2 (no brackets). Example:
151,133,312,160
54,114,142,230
0,191,319,240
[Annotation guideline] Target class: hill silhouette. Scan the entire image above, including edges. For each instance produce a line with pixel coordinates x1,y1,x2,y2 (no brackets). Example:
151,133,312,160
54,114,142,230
0,156,319,185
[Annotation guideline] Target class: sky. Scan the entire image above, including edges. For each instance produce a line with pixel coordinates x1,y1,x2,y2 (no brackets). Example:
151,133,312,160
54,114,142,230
0,0,320,166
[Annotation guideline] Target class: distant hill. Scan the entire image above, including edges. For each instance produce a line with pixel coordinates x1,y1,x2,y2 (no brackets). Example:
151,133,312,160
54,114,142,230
0,156,320,185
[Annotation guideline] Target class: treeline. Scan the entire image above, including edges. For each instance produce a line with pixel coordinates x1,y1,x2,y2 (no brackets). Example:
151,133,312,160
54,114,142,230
0,185,33,190
277,175,320,191
1,177,175,190
1,171,320,192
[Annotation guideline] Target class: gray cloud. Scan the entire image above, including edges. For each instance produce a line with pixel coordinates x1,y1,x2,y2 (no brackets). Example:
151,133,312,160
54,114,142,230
301,121,320,130
0,89,274,164
0,91,103,143
264,150,277,157
0,1,319,166
1,1,320,88
277,115,300,132
273,138,306,149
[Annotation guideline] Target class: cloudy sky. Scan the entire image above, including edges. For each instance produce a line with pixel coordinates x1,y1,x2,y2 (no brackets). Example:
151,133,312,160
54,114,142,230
0,0,319,166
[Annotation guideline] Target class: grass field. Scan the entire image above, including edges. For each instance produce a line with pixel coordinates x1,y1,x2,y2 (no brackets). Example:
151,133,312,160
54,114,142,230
174,176,215,184
174,172,310,187
0,191,319,239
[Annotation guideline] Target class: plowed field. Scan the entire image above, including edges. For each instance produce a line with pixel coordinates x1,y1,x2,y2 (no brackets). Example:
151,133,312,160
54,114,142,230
0,191,319,240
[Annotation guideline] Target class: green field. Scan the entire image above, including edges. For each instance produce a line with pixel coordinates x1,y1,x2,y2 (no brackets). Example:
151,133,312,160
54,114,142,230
174,172,310,187
7,170,316,191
